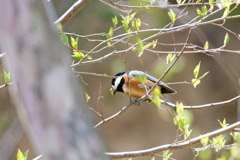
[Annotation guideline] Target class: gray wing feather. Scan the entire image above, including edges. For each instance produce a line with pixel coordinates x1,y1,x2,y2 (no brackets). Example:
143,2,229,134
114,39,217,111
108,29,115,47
129,70,176,94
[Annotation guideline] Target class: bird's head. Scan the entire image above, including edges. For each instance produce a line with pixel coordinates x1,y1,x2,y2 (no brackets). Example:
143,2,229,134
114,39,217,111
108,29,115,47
111,72,126,95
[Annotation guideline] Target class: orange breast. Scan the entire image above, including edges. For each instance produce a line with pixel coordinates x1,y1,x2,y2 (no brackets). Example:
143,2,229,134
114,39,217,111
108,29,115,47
123,77,160,100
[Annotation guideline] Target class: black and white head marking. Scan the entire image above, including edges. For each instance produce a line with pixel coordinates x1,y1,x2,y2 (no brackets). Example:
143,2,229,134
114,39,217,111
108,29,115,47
112,72,125,93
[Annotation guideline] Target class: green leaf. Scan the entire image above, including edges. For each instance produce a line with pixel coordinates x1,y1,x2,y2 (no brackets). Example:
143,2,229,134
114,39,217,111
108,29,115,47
112,16,118,26
197,8,202,18
173,117,178,125
129,12,137,21
87,55,92,59
143,43,153,50
85,92,90,103
110,88,114,95
178,116,186,131
152,39,158,48
202,6,208,17
71,36,78,49
151,88,161,107
181,0,187,4
137,39,143,51
24,150,29,160
109,27,114,37
17,149,25,160
209,0,214,6
151,156,155,160
184,129,192,140
168,9,176,23
177,0,182,5
107,41,111,46
122,16,129,32
204,41,209,50
120,14,125,20
131,20,135,30
3,69,10,84
222,8,229,18
151,96,161,107
197,0,202,3
230,132,240,140
135,74,147,83
198,71,209,80
176,102,184,115
153,87,160,96
218,118,229,128
163,150,169,157
61,30,69,45
136,18,141,32
216,135,226,146
223,1,232,10
194,62,201,79
163,150,173,160
106,34,110,40
71,52,84,59
166,53,176,64
192,79,201,88
56,23,62,31
224,32,229,46
201,135,209,147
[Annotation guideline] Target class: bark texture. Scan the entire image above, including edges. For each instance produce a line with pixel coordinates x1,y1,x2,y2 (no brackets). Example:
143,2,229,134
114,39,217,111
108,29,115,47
0,1,107,160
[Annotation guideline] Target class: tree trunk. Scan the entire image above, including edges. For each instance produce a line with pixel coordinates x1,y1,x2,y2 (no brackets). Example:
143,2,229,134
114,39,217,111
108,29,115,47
0,0,107,160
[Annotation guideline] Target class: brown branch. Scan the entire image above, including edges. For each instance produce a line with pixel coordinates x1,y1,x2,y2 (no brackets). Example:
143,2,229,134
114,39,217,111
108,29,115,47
94,97,147,128
115,2,238,8
162,95,240,110
94,95,240,129
32,155,43,160
99,0,128,13
54,0,92,26
0,82,14,90
105,121,240,159
0,52,6,59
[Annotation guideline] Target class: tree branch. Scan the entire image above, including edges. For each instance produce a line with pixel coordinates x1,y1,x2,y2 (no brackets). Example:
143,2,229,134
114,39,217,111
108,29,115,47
94,95,240,129
55,0,92,26
162,95,240,110
94,97,147,128
106,121,240,159
0,82,14,90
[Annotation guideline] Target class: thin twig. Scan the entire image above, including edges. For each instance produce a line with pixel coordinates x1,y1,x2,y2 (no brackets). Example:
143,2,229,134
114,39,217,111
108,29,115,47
0,82,14,90
97,82,104,120
54,0,91,26
162,95,240,110
32,155,43,160
88,107,103,119
99,0,128,13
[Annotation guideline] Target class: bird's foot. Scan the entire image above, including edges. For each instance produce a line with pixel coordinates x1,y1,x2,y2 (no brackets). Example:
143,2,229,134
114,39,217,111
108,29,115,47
143,99,151,103
133,99,140,106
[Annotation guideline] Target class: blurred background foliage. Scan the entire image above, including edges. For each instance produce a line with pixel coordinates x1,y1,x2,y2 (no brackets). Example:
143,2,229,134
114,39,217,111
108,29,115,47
0,0,240,159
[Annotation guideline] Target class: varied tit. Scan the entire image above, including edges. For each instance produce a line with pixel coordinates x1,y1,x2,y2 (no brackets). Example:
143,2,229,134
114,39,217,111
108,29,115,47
111,70,176,104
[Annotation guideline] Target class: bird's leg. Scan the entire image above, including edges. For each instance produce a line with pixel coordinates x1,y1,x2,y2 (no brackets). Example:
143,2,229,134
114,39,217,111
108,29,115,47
133,98,141,106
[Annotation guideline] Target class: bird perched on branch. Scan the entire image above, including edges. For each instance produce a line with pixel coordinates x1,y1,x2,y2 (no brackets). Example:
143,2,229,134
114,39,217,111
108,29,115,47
111,70,176,105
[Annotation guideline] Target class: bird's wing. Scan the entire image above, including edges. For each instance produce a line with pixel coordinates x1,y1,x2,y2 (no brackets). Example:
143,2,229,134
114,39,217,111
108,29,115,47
128,70,177,94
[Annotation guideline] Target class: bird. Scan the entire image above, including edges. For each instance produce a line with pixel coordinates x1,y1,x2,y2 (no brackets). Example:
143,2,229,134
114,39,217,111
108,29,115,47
111,70,176,105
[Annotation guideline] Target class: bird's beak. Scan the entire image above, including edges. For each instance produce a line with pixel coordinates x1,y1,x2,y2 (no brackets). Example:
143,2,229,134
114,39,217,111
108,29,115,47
113,89,116,95
111,87,117,95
